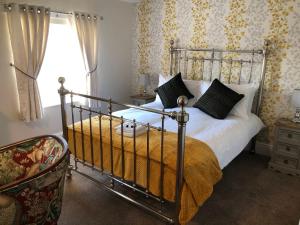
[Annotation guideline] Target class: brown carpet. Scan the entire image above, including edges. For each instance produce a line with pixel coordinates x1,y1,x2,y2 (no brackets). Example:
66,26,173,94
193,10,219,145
59,153,300,225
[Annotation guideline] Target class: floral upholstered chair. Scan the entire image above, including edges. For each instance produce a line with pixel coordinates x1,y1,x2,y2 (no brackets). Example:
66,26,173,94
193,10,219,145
0,135,68,225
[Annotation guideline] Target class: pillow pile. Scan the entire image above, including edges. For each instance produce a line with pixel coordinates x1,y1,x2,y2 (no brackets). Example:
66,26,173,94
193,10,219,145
155,74,258,120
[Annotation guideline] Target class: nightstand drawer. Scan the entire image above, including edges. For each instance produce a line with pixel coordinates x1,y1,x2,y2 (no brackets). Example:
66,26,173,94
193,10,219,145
273,155,298,169
278,129,300,146
277,143,299,158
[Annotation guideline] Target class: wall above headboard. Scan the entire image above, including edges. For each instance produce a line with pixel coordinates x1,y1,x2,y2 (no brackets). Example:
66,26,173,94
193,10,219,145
132,0,300,144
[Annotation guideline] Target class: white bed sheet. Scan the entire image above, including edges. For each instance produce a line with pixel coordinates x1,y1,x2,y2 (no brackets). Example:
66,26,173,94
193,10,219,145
113,101,264,169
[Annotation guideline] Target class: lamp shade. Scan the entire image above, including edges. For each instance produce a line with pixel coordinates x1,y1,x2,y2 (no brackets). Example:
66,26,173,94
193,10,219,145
291,89,300,107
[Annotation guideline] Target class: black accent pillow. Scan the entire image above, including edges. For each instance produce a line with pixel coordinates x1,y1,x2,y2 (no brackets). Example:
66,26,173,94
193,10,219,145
193,79,244,119
155,73,194,108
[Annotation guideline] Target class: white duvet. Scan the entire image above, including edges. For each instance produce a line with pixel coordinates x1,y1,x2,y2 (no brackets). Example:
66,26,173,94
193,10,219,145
113,101,264,169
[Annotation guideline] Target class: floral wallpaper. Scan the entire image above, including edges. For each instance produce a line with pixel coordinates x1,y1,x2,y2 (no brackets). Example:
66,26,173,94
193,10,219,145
137,0,151,75
132,0,300,144
188,0,210,80
224,0,247,50
161,0,178,75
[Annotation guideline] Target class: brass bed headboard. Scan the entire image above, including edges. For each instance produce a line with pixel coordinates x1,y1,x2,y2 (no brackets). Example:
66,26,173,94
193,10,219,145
169,40,269,116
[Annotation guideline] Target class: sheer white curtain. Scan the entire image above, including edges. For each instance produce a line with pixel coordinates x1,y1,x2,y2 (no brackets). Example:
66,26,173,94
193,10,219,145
6,4,50,121
73,12,99,107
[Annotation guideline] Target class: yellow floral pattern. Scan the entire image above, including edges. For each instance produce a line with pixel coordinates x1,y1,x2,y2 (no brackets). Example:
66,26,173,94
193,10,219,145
223,0,247,83
225,0,247,50
190,0,209,48
188,0,210,80
161,0,177,75
259,0,295,142
137,0,151,75
134,0,299,144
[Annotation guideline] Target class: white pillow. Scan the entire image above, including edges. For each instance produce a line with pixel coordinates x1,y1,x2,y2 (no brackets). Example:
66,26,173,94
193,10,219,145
228,83,259,118
183,79,202,107
155,74,172,103
199,80,258,119
200,80,212,95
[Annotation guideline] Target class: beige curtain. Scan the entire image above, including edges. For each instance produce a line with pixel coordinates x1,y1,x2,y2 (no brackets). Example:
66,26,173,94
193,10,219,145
6,4,50,122
73,12,99,106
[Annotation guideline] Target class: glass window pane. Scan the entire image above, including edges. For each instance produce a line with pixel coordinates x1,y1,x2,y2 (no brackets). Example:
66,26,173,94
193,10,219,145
38,17,86,108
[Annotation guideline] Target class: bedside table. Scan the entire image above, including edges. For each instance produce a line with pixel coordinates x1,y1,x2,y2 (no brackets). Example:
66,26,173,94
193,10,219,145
130,94,156,106
269,118,300,176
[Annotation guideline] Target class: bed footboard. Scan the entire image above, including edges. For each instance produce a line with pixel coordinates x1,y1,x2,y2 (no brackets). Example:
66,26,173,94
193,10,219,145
58,77,189,225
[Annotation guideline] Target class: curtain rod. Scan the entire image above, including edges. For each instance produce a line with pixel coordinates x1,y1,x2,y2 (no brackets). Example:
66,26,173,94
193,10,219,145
1,3,103,20
52,10,104,20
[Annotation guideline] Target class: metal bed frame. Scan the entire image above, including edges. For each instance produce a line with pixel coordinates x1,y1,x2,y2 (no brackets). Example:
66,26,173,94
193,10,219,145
58,40,269,225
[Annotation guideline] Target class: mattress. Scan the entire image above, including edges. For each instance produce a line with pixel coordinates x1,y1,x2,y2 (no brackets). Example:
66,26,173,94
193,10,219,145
113,101,264,169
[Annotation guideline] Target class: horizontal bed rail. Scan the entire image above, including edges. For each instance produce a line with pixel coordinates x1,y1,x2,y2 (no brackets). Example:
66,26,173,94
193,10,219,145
71,104,166,131
171,46,263,54
62,88,177,119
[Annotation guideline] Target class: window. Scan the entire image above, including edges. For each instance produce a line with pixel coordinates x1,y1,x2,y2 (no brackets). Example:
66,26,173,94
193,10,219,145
38,15,86,108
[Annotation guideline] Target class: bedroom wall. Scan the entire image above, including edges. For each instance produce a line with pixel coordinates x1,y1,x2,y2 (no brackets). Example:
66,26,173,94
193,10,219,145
0,0,135,146
132,0,300,145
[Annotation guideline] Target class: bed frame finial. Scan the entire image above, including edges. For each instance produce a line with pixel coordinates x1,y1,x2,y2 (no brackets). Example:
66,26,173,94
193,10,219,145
170,39,174,47
177,96,188,108
169,40,175,75
58,76,65,84
58,77,69,95
263,39,270,54
176,96,189,125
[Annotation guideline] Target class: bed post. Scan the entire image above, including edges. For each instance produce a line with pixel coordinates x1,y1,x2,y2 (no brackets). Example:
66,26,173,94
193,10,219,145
58,77,69,140
58,77,71,176
256,39,269,116
170,40,175,75
175,96,189,225
251,40,269,154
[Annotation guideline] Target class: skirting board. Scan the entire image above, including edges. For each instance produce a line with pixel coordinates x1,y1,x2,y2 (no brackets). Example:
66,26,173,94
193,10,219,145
255,141,272,156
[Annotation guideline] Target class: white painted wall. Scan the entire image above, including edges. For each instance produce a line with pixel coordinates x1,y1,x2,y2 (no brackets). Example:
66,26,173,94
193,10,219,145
0,0,135,145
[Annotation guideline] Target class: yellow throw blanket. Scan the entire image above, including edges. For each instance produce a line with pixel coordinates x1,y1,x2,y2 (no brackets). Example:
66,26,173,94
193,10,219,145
68,116,222,224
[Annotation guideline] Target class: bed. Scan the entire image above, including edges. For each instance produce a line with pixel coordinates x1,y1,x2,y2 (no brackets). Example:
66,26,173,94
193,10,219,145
58,40,269,225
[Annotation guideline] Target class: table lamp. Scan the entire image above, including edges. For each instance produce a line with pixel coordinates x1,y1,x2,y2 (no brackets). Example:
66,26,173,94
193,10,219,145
291,89,300,123
138,74,150,96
